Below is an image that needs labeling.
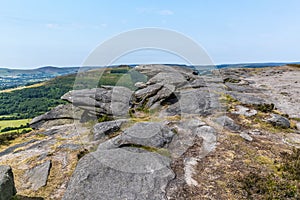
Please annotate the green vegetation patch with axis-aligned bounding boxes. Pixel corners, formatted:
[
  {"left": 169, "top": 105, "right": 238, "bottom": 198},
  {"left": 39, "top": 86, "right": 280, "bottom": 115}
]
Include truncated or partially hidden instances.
[{"left": 240, "top": 148, "right": 300, "bottom": 199}]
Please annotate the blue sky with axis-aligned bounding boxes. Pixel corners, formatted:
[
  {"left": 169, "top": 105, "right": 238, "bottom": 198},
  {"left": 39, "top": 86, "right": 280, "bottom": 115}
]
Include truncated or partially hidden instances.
[{"left": 0, "top": 0, "right": 300, "bottom": 68}]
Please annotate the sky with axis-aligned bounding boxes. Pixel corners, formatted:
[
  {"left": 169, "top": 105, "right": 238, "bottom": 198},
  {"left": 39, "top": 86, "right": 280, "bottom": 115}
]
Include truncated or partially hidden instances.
[{"left": 0, "top": 0, "right": 300, "bottom": 68}]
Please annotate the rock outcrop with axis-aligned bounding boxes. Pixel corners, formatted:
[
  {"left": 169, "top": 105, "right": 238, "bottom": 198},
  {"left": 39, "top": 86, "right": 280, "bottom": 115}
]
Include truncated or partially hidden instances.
[
  {"left": 61, "top": 86, "right": 133, "bottom": 118},
  {"left": 1, "top": 64, "right": 300, "bottom": 199},
  {"left": 63, "top": 122, "right": 176, "bottom": 200},
  {"left": 0, "top": 165, "right": 16, "bottom": 200},
  {"left": 30, "top": 104, "right": 84, "bottom": 129},
  {"left": 62, "top": 64, "right": 222, "bottom": 199}
]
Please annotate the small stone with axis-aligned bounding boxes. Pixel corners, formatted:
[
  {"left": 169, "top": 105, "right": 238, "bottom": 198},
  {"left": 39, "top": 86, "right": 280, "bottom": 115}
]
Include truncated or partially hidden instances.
[
  {"left": 232, "top": 105, "right": 257, "bottom": 117},
  {"left": 134, "top": 82, "right": 147, "bottom": 89},
  {"left": 296, "top": 123, "right": 300, "bottom": 130},
  {"left": 248, "top": 129, "right": 262, "bottom": 135},
  {"left": 267, "top": 114, "right": 290, "bottom": 129},
  {"left": 215, "top": 116, "right": 240, "bottom": 131},
  {"left": 58, "top": 143, "right": 81, "bottom": 150},
  {"left": 240, "top": 133, "right": 253, "bottom": 141}
]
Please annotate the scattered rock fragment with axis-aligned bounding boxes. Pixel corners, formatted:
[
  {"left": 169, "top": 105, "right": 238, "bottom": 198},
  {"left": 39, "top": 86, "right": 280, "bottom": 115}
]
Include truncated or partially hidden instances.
[
  {"left": 295, "top": 122, "right": 300, "bottom": 130},
  {"left": 231, "top": 105, "right": 257, "bottom": 117},
  {"left": 267, "top": 114, "right": 290, "bottom": 129},
  {"left": 26, "top": 160, "right": 52, "bottom": 191},
  {"left": 134, "top": 81, "right": 147, "bottom": 89},
  {"left": 215, "top": 116, "right": 240, "bottom": 131},
  {"left": 248, "top": 129, "right": 262, "bottom": 135},
  {"left": 240, "top": 132, "right": 253, "bottom": 141}
]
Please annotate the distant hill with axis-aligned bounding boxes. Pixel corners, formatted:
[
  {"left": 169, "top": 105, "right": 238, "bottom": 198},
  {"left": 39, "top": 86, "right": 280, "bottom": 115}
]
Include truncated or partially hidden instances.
[
  {"left": 215, "top": 62, "right": 300, "bottom": 69},
  {"left": 194, "top": 62, "right": 300, "bottom": 74},
  {"left": 0, "top": 66, "right": 97, "bottom": 90},
  {"left": 0, "top": 66, "right": 79, "bottom": 76}
]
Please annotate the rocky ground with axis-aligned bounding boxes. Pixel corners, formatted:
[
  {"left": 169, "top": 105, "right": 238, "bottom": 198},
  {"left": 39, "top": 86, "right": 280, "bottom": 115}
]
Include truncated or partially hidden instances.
[{"left": 0, "top": 64, "right": 300, "bottom": 199}]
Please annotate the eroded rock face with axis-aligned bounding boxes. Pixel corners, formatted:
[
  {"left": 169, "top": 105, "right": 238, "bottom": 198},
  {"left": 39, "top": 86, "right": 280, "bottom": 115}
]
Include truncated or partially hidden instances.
[
  {"left": 135, "top": 64, "right": 196, "bottom": 79},
  {"left": 30, "top": 104, "right": 84, "bottom": 129},
  {"left": 116, "top": 122, "right": 175, "bottom": 148},
  {"left": 93, "top": 119, "right": 128, "bottom": 141},
  {"left": 26, "top": 160, "right": 52, "bottom": 191},
  {"left": 134, "top": 83, "right": 163, "bottom": 101},
  {"left": 63, "top": 122, "right": 176, "bottom": 200},
  {"left": 0, "top": 165, "right": 16, "bottom": 200},
  {"left": 147, "top": 72, "right": 188, "bottom": 87},
  {"left": 64, "top": 149, "right": 174, "bottom": 200},
  {"left": 61, "top": 86, "right": 133, "bottom": 118}
]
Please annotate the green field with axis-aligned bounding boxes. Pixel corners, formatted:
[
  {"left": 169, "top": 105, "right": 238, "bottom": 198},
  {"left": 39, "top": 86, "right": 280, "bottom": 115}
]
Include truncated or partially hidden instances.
[
  {"left": 0, "top": 119, "right": 31, "bottom": 134},
  {"left": 0, "top": 119, "right": 31, "bottom": 128}
]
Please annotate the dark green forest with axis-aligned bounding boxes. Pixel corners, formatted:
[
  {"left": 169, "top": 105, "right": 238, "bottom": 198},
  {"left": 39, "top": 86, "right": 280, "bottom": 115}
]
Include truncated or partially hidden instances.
[{"left": 0, "top": 75, "right": 75, "bottom": 119}]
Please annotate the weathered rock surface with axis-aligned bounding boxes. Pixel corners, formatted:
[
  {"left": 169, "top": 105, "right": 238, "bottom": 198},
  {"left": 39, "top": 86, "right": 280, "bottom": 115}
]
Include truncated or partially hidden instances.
[
  {"left": 93, "top": 119, "right": 127, "bottom": 141},
  {"left": 147, "top": 72, "right": 188, "bottom": 87},
  {"left": 116, "top": 122, "right": 175, "bottom": 148},
  {"left": 231, "top": 105, "right": 257, "bottom": 117},
  {"left": 134, "top": 81, "right": 147, "bottom": 89},
  {"left": 0, "top": 139, "right": 37, "bottom": 157},
  {"left": 61, "top": 86, "right": 132, "bottom": 117},
  {"left": 26, "top": 160, "right": 52, "bottom": 191},
  {"left": 63, "top": 122, "right": 176, "bottom": 200},
  {"left": 134, "top": 83, "right": 163, "bottom": 101},
  {"left": 0, "top": 165, "right": 16, "bottom": 200},
  {"left": 297, "top": 123, "right": 300, "bottom": 131},
  {"left": 30, "top": 104, "right": 84, "bottom": 129},
  {"left": 226, "top": 91, "right": 268, "bottom": 105},
  {"left": 215, "top": 116, "right": 240, "bottom": 131},
  {"left": 163, "top": 88, "right": 221, "bottom": 117},
  {"left": 135, "top": 64, "right": 196, "bottom": 79},
  {"left": 267, "top": 114, "right": 290, "bottom": 128},
  {"left": 63, "top": 120, "right": 179, "bottom": 200},
  {"left": 145, "top": 84, "right": 176, "bottom": 108},
  {"left": 247, "top": 67, "right": 300, "bottom": 118},
  {"left": 2, "top": 64, "right": 300, "bottom": 199},
  {"left": 63, "top": 148, "right": 174, "bottom": 200},
  {"left": 240, "top": 132, "right": 253, "bottom": 141}
]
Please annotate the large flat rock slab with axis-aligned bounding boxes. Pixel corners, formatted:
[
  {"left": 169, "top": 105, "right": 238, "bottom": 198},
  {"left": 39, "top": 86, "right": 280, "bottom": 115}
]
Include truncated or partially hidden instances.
[
  {"left": 26, "top": 160, "right": 52, "bottom": 191},
  {"left": 63, "top": 148, "right": 174, "bottom": 200}
]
